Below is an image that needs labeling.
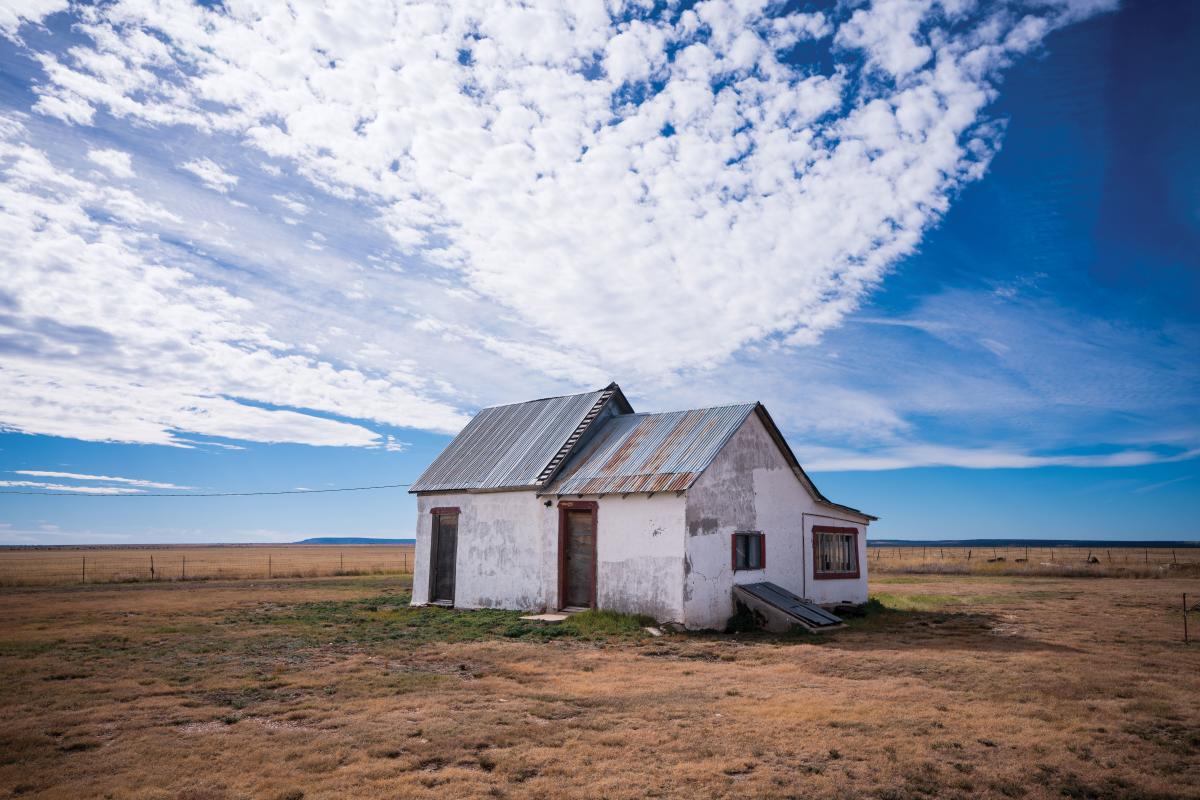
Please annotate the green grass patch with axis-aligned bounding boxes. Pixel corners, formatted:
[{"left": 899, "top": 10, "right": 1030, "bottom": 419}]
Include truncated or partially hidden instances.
[
  {"left": 228, "top": 593, "right": 654, "bottom": 646},
  {"left": 872, "top": 593, "right": 962, "bottom": 611},
  {"left": 560, "top": 609, "right": 655, "bottom": 637}
]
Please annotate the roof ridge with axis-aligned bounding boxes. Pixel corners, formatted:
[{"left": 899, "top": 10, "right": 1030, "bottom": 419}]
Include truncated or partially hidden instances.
[
  {"left": 475, "top": 382, "right": 616, "bottom": 412},
  {"left": 617, "top": 401, "right": 757, "bottom": 418}
]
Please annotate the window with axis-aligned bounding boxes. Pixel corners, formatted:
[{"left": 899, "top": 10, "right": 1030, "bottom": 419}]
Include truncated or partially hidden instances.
[
  {"left": 813, "top": 526, "right": 859, "bottom": 579},
  {"left": 732, "top": 531, "right": 765, "bottom": 571}
]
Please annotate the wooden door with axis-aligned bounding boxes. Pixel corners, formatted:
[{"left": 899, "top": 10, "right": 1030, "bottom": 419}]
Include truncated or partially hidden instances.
[
  {"left": 430, "top": 512, "right": 457, "bottom": 604},
  {"left": 561, "top": 507, "right": 595, "bottom": 609}
]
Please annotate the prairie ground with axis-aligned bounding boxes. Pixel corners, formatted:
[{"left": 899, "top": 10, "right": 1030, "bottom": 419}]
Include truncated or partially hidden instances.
[
  {"left": 0, "top": 545, "right": 415, "bottom": 586},
  {"left": 1, "top": 574, "right": 1197, "bottom": 800}
]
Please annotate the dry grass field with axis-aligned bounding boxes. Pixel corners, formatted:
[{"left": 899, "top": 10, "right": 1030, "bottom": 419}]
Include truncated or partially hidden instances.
[
  {"left": 869, "top": 546, "right": 1200, "bottom": 578},
  {"left": 1, "top": 573, "right": 1198, "bottom": 799},
  {"left": 0, "top": 545, "right": 415, "bottom": 586}
]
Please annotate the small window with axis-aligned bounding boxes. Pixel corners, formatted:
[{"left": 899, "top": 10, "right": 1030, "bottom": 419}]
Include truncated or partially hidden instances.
[
  {"left": 732, "top": 531, "right": 765, "bottom": 571},
  {"left": 813, "top": 526, "right": 859, "bottom": 579}
]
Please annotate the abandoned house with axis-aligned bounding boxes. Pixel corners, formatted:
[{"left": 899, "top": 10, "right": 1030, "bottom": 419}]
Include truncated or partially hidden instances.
[{"left": 409, "top": 383, "right": 875, "bottom": 630}]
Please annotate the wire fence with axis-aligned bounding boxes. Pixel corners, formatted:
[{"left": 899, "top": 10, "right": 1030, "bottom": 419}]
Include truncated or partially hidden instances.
[
  {"left": 0, "top": 544, "right": 415, "bottom": 586},
  {"left": 867, "top": 545, "right": 1200, "bottom": 576}
]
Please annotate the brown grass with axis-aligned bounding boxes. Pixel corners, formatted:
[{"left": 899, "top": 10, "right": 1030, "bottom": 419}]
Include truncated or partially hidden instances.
[
  {"left": 0, "top": 544, "right": 415, "bottom": 586},
  {"left": 870, "top": 546, "right": 1200, "bottom": 579},
  {"left": 1, "top": 573, "right": 1198, "bottom": 799}
]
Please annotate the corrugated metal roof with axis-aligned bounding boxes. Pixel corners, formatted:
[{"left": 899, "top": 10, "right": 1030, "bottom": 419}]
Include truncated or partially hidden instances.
[
  {"left": 409, "top": 385, "right": 876, "bottom": 520},
  {"left": 409, "top": 385, "right": 628, "bottom": 493},
  {"left": 541, "top": 404, "right": 757, "bottom": 496}
]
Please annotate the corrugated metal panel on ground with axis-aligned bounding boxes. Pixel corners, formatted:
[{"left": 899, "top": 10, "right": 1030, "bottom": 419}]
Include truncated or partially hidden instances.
[
  {"left": 542, "top": 403, "right": 757, "bottom": 496},
  {"left": 734, "top": 582, "right": 844, "bottom": 629},
  {"left": 409, "top": 388, "right": 613, "bottom": 492}
]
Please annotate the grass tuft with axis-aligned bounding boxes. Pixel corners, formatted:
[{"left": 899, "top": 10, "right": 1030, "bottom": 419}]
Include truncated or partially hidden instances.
[{"left": 559, "top": 609, "right": 655, "bottom": 637}]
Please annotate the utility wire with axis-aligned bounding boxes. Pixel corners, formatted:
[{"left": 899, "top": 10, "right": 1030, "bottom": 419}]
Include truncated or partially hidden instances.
[{"left": 0, "top": 483, "right": 412, "bottom": 497}]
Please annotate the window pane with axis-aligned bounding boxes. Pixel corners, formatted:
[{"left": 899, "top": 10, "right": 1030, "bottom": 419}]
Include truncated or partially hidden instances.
[
  {"left": 748, "top": 536, "right": 760, "bottom": 569},
  {"left": 815, "top": 532, "right": 857, "bottom": 575}
]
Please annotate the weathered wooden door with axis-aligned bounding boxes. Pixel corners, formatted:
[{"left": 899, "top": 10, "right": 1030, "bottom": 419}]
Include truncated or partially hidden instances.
[
  {"left": 561, "top": 507, "right": 595, "bottom": 608},
  {"left": 430, "top": 512, "right": 457, "bottom": 604}
]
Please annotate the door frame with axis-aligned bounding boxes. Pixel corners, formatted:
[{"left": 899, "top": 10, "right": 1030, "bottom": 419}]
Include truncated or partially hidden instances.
[
  {"left": 557, "top": 500, "right": 597, "bottom": 610},
  {"left": 428, "top": 506, "right": 460, "bottom": 604}
]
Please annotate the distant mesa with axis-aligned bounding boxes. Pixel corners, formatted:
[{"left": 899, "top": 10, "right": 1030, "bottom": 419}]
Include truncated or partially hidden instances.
[{"left": 294, "top": 537, "right": 415, "bottom": 545}]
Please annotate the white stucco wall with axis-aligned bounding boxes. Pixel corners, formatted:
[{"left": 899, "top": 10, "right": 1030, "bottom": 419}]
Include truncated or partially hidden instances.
[
  {"left": 413, "top": 490, "right": 686, "bottom": 620},
  {"left": 682, "top": 413, "right": 870, "bottom": 630},
  {"left": 412, "top": 491, "right": 547, "bottom": 610},
  {"left": 590, "top": 494, "right": 686, "bottom": 624}
]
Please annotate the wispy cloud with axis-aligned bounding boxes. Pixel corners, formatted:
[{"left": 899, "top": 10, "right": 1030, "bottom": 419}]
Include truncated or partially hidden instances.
[
  {"left": 13, "top": 470, "right": 191, "bottom": 489},
  {"left": 180, "top": 158, "right": 238, "bottom": 193},
  {"left": 1132, "top": 475, "right": 1194, "bottom": 495},
  {"left": 86, "top": 147, "right": 134, "bottom": 178},
  {"left": 0, "top": 113, "right": 470, "bottom": 447},
  {"left": 0, "top": 480, "right": 142, "bottom": 494}
]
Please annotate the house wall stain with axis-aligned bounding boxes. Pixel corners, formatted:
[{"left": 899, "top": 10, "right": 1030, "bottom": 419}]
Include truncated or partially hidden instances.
[{"left": 682, "top": 413, "right": 870, "bottom": 629}]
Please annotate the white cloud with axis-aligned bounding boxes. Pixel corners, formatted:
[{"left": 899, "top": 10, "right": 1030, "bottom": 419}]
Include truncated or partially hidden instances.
[
  {"left": 0, "top": 115, "right": 470, "bottom": 447},
  {"left": 0, "top": 0, "right": 1148, "bottom": 466},
  {"left": 13, "top": 470, "right": 190, "bottom": 489},
  {"left": 800, "top": 445, "right": 1200, "bottom": 473},
  {"left": 0, "top": 0, "right": 67, "bottom": 41},
  {"left": 12, "top": 0, "right": 1116, "bottom": 383},
  {"left": 180, "top": 157, "right": 238, "bottom": 193},
  {"left": 86, "top": 147, "right": 134, "bottom": 177},
  {"left": 272, "top": 193, "right": 308, "bottom": 215},
  {"left": 0, "top": 479, "right": 142, "bottom": 494}
]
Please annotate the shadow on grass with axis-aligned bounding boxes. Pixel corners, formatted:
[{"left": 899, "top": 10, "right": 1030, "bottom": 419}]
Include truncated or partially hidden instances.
[
  {"left": 791, "top": 596, "right": 1081, "bottom": 654},
  {"left": 678, "top": 596, "right": 1081, "bottom": 655}
]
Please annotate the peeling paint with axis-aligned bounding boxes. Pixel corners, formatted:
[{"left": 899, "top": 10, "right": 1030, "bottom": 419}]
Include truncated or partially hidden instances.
[{"left": 682, "top": 413, "right": 869, "bottom": 629}]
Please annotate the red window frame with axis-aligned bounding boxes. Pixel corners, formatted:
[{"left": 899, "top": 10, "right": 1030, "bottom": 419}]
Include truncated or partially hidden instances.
[
  {"left": 812, "top": 525, "right": 859, "bottom": 580},
  {"left": 731, "top": 531, "right": 766, "bottom": 572}
]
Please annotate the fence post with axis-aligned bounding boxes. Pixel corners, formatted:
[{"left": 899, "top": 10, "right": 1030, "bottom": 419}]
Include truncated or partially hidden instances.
[
  {"left": 268, "top": 554, "right": 272, "bottom": 579},
  {"left": 182, "top": 555, "right": 186, "bottom": 580},
  {"left": 1185, "top": 593, "right": 1189, "bottom": 645},
  {"left": 81, "top": 556, "right": 86, "bottom": 584},
  {"left": 150, "top": 554, "right": 155, "bottom": 580},
  {"left": 340, "top": 552, "right": 344, "bottom": 573}
]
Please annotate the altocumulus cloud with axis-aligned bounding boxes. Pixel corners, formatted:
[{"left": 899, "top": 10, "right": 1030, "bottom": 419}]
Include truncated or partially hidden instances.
[{"left": 0, "top": 0, "right": 1118, "bottom": 450}]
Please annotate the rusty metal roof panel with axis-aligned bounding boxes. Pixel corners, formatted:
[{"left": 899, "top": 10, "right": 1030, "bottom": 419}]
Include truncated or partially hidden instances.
[
  {"left": 409, "top": 385, "right": 629, "bottom": 493},
  {"left": 542, "top": 404, "right": 757, "bottom": 496}
]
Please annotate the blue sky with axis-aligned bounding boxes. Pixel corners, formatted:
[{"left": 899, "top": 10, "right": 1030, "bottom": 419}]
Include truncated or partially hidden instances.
[{"left": 0, "top": 0, "right": 1196, "bottom": 544}]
